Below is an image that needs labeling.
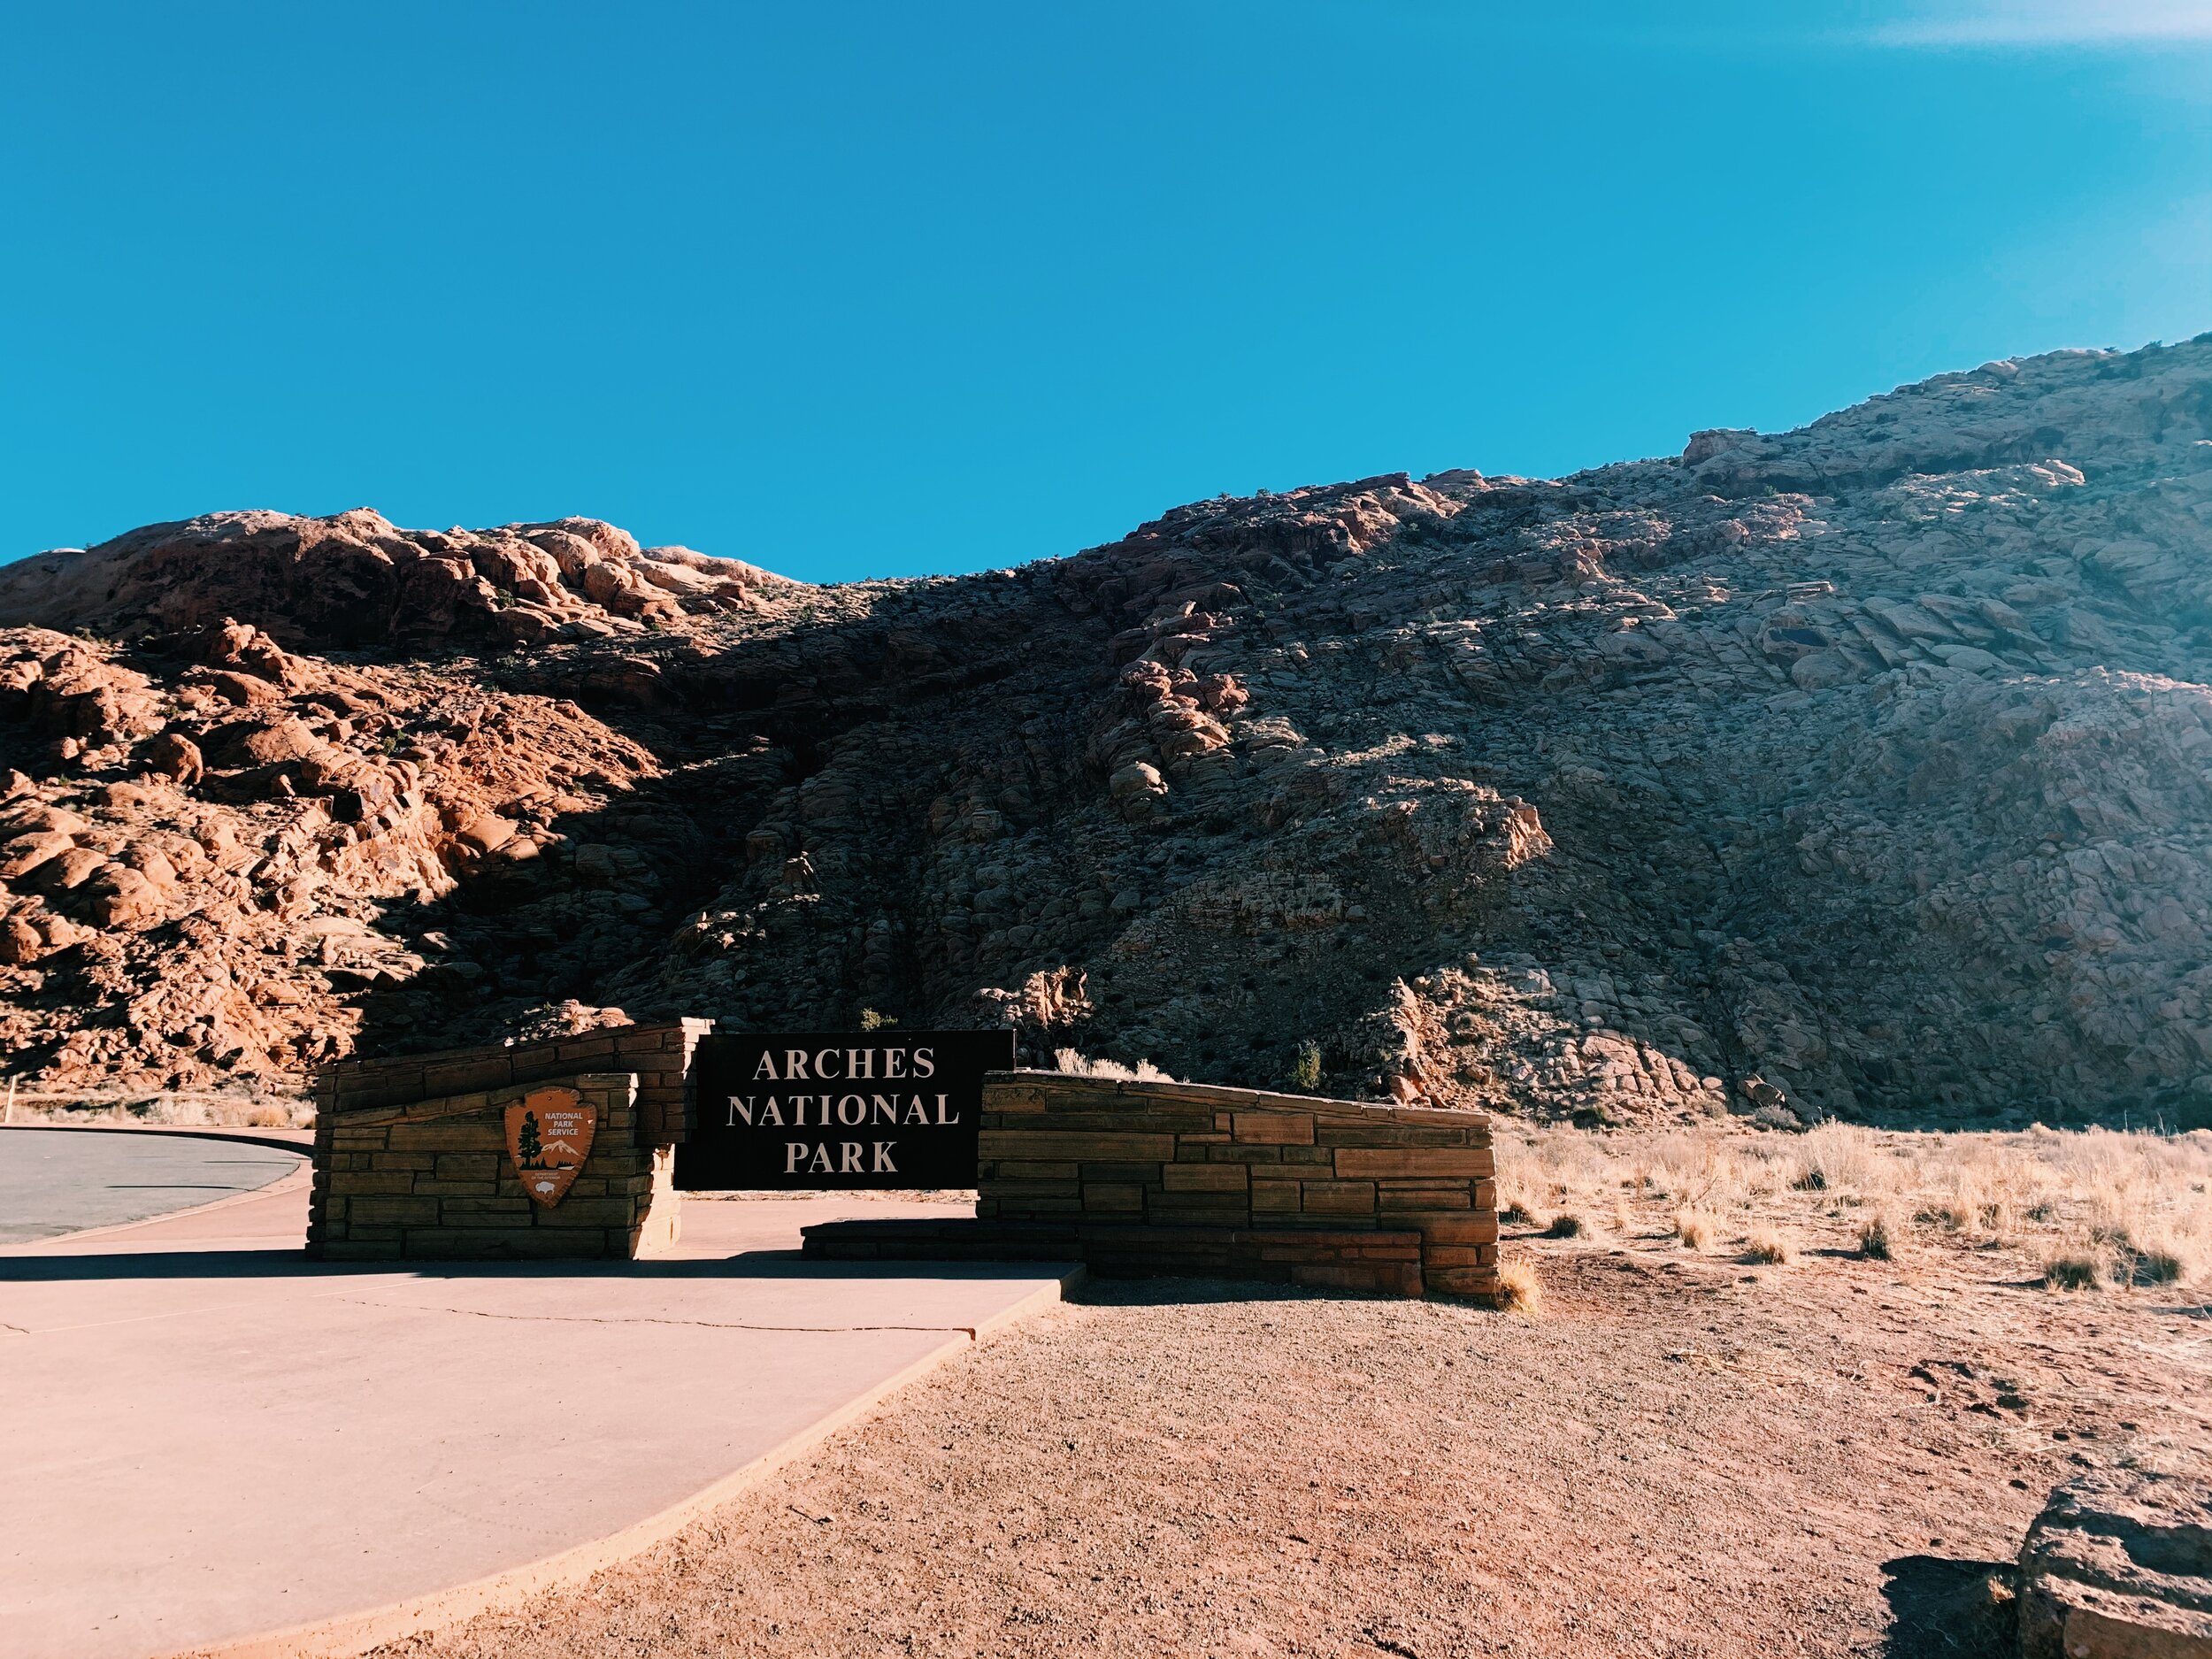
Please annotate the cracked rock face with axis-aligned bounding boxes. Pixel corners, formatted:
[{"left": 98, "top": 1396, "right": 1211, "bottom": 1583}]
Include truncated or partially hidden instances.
[{"left": 3, "top": 336, "right": 2211, "bottom": 1123}]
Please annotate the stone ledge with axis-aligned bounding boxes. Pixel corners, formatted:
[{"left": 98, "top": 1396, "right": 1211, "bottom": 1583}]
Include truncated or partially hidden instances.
[{"left": 994, "top": 1071, "right": 1492, "bottom": 1133}]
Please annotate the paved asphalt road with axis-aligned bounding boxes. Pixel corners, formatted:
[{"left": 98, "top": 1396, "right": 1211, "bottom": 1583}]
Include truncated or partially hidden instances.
[{"left": 0, "top": 1128, "right": 306, "bottom": 1242}]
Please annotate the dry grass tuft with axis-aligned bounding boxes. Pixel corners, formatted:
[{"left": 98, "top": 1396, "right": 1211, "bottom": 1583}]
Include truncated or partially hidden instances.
[
  {"left": 1741, "top": 1227, "right": 1796, "bottom": 1265},
  {"left": 1494, "top": 1259, "right": 1543, "bottom": 1317},
  {"left": 1498, "top": 1121, "right": 2211, "bottom": 1292},
  {"left": 1792, "top": 1122, "right": 1883, "bottom": 1196},
  {"left": 1544, "top": 1213, "right": 1584, "bottom": 1240},
  {"left": 1857, "top": 1211, "right": 1896, "bottom": 1261},
  {"left": 1052, "top": 1049, "right": 1179, "bottom": 1083}
]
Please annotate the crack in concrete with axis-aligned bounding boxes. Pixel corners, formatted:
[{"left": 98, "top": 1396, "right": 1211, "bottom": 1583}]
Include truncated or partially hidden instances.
[{"left": 352, "top": 1299, "right": 980, "bottom": 1338}]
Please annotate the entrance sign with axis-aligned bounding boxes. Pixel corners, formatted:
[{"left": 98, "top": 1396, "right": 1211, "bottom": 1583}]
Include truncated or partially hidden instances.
[
  {"left": 506, "top": 1087, "right": 597, "bottom": 1207},
  {"left": 677, "top": 1030, "right": 1016, "bottom": 1189}
]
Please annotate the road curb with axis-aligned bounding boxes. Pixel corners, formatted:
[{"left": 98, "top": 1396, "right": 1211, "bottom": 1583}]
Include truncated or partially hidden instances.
[
  {"left": 161, "top": 1264, "right": 1083, "bottom": 1659},
  {"left": 0, "top": 1121, "right": 314, "bottom": 1153}
]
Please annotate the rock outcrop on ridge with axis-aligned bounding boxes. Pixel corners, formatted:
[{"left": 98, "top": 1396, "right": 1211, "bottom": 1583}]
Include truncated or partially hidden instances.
[{"left": 3, "top": 336, "right": 2210, "bottom": 1127}]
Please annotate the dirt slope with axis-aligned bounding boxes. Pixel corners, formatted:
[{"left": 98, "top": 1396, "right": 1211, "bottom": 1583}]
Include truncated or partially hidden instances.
[
  {"left": 2, "top": 337, "right": 2209, "bottom": 1125},
  {"left": 373, "top": 1203, "right": 2212, "bottom": 1659}
]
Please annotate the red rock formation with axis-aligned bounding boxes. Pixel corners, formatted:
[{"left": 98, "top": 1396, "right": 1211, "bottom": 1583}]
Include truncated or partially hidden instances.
[{"left": 3, "top": 337, "right": 2211, "bottom": 1129}]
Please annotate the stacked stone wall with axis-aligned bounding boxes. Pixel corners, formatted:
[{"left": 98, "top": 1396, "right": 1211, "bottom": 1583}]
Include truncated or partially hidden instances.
[
  {"left": 310, "top": 1036, "right": 1499, "bottom": 1293},
  {"left": 975, "top": 1072, "right": 1497, "bottom": 1299},
  {"left": 310, "top": 1071, "right": 676, "bottom": 1260}
]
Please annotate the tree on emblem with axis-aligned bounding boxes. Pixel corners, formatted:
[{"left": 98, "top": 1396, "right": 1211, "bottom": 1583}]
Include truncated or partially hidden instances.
[{"left": 516, "top": 1110, "right": 543, "bottom": 1168}]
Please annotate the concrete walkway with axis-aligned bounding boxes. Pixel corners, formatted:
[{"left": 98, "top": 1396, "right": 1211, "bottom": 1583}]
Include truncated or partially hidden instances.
[{"left": 0, "top": 1162, "right": 1071, "bottom": 1659}]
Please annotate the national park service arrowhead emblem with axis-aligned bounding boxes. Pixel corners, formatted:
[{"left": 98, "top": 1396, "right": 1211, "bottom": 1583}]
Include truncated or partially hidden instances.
[{"left": 506, "top": 1087, "right": 596, "bottom": 1208}]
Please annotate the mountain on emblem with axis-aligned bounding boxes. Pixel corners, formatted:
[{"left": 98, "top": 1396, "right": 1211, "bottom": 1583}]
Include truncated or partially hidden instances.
[{"left": 504, "top": 1087, "right": 597, "bottom": 1209}]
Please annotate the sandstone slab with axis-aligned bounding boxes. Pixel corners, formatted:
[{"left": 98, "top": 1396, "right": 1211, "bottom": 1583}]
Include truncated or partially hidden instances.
[{"left": 2018, "top": 1466, "right": 2212, "bottom": 1659}]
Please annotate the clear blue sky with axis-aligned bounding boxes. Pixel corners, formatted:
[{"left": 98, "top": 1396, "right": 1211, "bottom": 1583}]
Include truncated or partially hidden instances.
[{"left": 3, "top": 2, "right": 2207, "bottom": 582}]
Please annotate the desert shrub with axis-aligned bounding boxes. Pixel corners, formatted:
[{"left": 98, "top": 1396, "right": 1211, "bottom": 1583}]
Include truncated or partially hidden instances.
[
  {"left": 1857, "top": 1211, "right": 1895, "bottom": 1260},
  {"left": 2131, "top": 1245, "right": 2184, "bottom": 1286},
  {"left": 1672, "top": 1209, "right": 1713, "bottom": 1250},
  {"left": 858, "top": 1008, "right": 897, "bottom": 1031},
  {"left": 1544, "top": 1212, "right": 1583, "bottom": 1239},
  {"left": 1494, "top": 1259, "right": 1543, "bottom": 1316},
  {"left": 1290, "top": 1041, "right": 1323, "bottom": 1093},
  {"left": 1742, "top": 1226, "right": 1796, "bottom": 1265},
  {"left": 2042, "top": 1247, "right": 2109, "bottom": 1292}
]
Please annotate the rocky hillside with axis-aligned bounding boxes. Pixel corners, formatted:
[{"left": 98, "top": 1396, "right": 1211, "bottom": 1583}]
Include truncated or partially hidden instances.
[{"left": 3, "top": 336, "right": 2209, "bottom": 1128}]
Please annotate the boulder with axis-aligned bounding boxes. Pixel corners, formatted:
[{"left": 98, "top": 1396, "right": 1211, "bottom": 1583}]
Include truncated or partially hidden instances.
[
  {"left": 453, "top": 811, "right": 518, "bottom": 855},
  {"left": 28, "top": 846, "right": 109, "bottom": 893},
  {"left": 139, "top": 732, "right": 204, "bottom": 784},
  {"left": 2018, "top": 1465, "right": 2212, "bottom": 1659},
  {"left": 0, "top": 830, "right": 74, "bottom": 879},
  {"left": 83, "top": 863, "right": 167, "bottom": 931},
  {"left": 0, "top": 914, "right": 44, "bottom": 964},
  {"left": 210, "top": 718, "right": 323, "bottom": 768},
  {"left": 0, "top": 802, "right": 89, "bottom": 838}
]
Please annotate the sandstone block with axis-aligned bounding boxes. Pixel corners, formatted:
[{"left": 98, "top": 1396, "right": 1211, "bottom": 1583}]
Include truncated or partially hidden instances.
[
  {"left": 1379, "top": 1185, "right": 1472, "bottom": 1209},
  {"left": 349, "top": 1196, "right": 440, "bottom": 1226},
  {"left": 1078, "top": 1160, "right": 1164, "bottom": 1184},
  {"left": 1161, "top": 1162, "right": 1248, "bottom": 1193},
  {"left": 2018, "top": 1465, "right": 2212, "bottom": 1659},
  {"left": 422, "top": 1056, "right": 514, "bottom": 1096},
  {"left": 1333, "top": 1148, "right": 1494, "bottom": 1180},
  {"left": 1382, "top": 1210, "right": 1498, "bottom": 1246},
  {"left": 1425, "top": 1265, "right": 1502, "bottom": 1300},
  {"left": 334, "top": 1171, "right": 419, "bottom": 1197},
  {"left": 394, "top": 1124, "right": 505, "bottom": 1153},
  {"left": 993, "top": 1160, "right": 1080, "bottom": 1181},
  {"left": 979, "top": 1131, "right": 1176, "bottom": 1161},
  {"left": 1302, "top": 1180, "right": 1378, "bottom": 1216},
  {"left": 1420, "top": 1245, "right": 1490, "bottom": 1267}
]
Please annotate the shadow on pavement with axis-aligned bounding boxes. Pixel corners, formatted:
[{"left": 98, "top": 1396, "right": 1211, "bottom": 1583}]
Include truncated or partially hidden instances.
[{"left": 0, "top": 1248, "right": 1073, "bottom": 1284}]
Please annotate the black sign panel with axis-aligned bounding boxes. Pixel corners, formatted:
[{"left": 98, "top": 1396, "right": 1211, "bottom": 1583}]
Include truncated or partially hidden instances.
[{"left": 676, "top": 1030, "right": 1015, "bottom": 1190}]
